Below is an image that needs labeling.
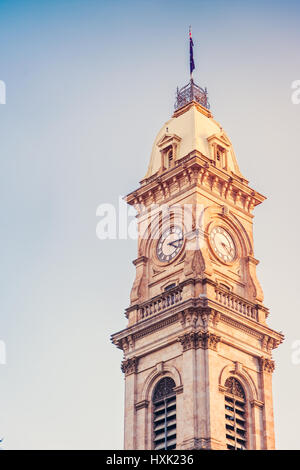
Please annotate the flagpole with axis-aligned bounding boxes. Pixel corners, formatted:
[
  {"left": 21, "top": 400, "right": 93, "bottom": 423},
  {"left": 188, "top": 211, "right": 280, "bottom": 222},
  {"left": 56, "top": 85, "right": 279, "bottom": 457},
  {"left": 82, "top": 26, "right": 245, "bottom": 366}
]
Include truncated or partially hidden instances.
[
  {"left": 189, "top": 25, "right": 195, "bottom": 84},
  {"left": 189, "top": 26, "right": 193, "bottom": 82}
]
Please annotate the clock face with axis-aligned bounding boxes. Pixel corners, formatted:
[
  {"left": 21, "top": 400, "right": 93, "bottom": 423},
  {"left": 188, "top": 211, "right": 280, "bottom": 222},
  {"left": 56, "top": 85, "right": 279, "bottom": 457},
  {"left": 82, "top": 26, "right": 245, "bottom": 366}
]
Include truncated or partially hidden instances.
[
  {"left": 156, "top": 226, "right": 184, "bottom": 263},
  {"left": 210, "top": 226, "right": 236, "bottom": 263}
]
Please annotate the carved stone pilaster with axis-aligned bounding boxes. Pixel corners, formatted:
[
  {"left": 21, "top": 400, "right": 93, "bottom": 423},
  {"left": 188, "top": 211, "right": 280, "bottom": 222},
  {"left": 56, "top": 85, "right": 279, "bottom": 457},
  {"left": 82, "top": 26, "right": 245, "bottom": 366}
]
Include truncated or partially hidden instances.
[
  {"left": 121, "top": 356, "right": 138, "bottom": 376},
  {"left": 178, "top": 331, "right": 198, "bottom": 351},
  {"left": 178, "top": 330, "right": 221, "bottom": 351},
  {"left": 198, "top": 331, "right": 221, "bottom": 351},
  {"left": 260, "top": 356, "right": 275, "bottom": 374}
]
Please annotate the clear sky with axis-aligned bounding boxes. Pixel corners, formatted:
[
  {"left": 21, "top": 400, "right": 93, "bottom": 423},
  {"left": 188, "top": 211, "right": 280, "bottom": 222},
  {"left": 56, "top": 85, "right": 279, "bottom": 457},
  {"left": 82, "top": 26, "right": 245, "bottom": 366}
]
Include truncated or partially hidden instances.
[{"left": 0, "top": 0, "right": 300, "bottom": 449}]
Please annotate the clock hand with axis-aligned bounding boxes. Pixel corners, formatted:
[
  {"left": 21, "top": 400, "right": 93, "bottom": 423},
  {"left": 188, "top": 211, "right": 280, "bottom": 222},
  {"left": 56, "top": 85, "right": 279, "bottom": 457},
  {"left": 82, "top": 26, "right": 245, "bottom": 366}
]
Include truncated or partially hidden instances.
[
  {"left": 221, "top": 242, "right": 232, "bottom": 255},
  {"left": 168, "top": 238, "right": 183, "bottom": 248}
]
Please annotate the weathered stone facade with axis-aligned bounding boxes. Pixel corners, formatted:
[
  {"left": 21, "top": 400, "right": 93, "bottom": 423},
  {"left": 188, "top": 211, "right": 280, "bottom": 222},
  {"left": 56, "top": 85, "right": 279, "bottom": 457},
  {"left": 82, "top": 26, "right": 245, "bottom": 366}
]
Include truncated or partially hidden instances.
[{"left": 111, "top": 94, "right": 284, "bottom": 450}]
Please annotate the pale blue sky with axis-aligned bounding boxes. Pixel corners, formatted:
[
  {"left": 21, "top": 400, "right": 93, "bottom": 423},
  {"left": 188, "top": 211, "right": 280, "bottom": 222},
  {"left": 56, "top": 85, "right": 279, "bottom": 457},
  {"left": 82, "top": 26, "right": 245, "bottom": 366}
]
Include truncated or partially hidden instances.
[{"left": 0, "top": 0, "right": 300, "bottom": 449}]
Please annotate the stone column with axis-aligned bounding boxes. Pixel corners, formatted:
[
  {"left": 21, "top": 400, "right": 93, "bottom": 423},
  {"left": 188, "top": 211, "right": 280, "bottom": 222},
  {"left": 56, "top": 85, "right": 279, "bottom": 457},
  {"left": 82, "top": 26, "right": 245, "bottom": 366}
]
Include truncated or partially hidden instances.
[
  {"left": 122, "top": 357, "right": 138, "bottom": 449},
  {"left": 250, "top": 399, "right": 264, "bottom": 449},
  {"left": 259, "top": 357, "right": 276, "bottom": 449},
  {"left": 200, "top": 332, "right": 224, "bottom": 449},
  {"left": 173, "top": 385, "right": 184, "bottom": 449},
  {"left": 135, "top": 400, "right": 149, "bottom": 450},
  {"left": 177, "top": 331, "right": 198, "bottom": 449}
]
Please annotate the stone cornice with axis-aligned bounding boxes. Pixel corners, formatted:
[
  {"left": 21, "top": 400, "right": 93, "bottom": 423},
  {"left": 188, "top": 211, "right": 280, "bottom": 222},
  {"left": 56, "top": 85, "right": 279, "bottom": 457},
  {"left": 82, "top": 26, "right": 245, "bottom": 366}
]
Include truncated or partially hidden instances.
[
  {"left": 112, "top": 295, "right": 283, "bottom": 355},
  {"left": 219, "top": 311, "right": 284, "bottom": 346},
  {"left": 134, "top": 313, "right": 179, "bottom": 341},
  {"left": 128, "top": 153, "right": 265, "bottom": 215}
]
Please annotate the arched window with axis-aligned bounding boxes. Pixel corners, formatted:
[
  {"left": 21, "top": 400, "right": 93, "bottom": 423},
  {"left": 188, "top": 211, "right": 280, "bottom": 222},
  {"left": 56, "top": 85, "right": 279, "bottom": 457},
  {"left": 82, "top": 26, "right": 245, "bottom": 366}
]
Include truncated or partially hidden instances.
[
  {"left": 167, "top": 149, "right": 173, "bottom": 168},
  {"left": 224, "top": 377, "right": 247, "bottom": 450},
  {"left": 152, "top": 377, "right": 176, "bottom": 450},
  {"left": 216, "top": 145, "right": 226, "bottom": 169}
]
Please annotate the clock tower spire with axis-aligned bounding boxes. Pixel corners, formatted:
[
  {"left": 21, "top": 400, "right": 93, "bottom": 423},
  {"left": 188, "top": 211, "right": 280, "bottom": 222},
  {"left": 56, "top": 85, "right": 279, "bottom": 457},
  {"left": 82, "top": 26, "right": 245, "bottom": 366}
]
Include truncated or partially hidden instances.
[{"left": 112, "top": 58, "right": 283, "bottom": 450}]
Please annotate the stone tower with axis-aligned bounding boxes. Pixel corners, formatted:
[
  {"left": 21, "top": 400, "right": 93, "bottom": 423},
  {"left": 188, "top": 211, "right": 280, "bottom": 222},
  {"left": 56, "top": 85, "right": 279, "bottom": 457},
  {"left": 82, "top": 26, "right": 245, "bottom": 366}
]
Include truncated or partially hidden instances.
[{"left": 111, "top": 79, "right": 283, "bottom": 450}]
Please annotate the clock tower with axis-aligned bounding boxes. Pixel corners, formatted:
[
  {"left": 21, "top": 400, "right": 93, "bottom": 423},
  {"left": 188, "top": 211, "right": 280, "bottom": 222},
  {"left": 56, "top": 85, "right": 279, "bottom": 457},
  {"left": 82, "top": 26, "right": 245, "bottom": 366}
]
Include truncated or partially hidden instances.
[{"left": 111, "top": 77, "right": 283, "bottom": 450}]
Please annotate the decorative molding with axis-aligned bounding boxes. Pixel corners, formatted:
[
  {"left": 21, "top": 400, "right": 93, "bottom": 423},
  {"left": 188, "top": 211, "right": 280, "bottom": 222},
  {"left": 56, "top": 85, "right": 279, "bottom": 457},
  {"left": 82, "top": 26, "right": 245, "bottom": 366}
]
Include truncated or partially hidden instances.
[
  {"left": 234, "top": 361, "right": 243, "bottom": 374},
  {"left": 200, "top": 308, "right": 221, "bottom": 328},
  {"left": 219, "top": 364, "right": 259, "bottom": 402},
  {"left": 259, "top": 356, "right": 275, "bottom": 374},
  {"left": 120, "top": 335, "right": 134, "bottom": 353},
  {"left": 134, "top": 313, "right": 178, "bottom": 340},
  {"left": 135, "top": 400, "right": 149, "bottom": 411},
  {"left": 180, "top": 438, "right": 210, "bottom": 450},
  {"left": 250, "top": 399, "right": 264, "bottom": 409},
  {"left": 177, "top": 331, "right": 199, "bottom": 351},
  {"left": 199, "top": 331, "right": 221, "bottom": 351},
  {"left": 220, "top": 314, "right": 263, "bottom": 340},
  {"left": 181, "top": 308, "right": 198, "bottom": 328},
  {"left": 178, "top": 330, "right": 221, "bottom": 352},
  {"left": 224, "top": 377, "right": 245, "bottom": 398},
  {"left": 179, "top": 437, "right": 222, "bottom": 450},
  {"left": 173, "top": 384, "right": 184, "bottom": 395},
  {"left": 141, "top": 364, "right": 182, "bottom": 402},
  {"left": 262, "top": 334, "right": 282, "bottom": 352},
  {"left": 153, "top": 377, "right": 176, "bottom": 401},
  {"left": 131, "top": 154, "right": 265, "bottom": 215},
  {"left": 132, "top": 256, "right": 148, "bottom": 266},
  {"left": 221, "top": 205, "right": 229, "bottom": 216},
  {"left": 121, "top": 356, "right": 138, "bottom": 376}
]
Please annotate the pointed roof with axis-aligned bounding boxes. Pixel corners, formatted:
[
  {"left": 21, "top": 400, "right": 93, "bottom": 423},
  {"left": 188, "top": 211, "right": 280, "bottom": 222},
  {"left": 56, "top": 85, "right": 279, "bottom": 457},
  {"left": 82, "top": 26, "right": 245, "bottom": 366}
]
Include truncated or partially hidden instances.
[{"left": 144, "top": 103, "right": 244, "bottom": 180}]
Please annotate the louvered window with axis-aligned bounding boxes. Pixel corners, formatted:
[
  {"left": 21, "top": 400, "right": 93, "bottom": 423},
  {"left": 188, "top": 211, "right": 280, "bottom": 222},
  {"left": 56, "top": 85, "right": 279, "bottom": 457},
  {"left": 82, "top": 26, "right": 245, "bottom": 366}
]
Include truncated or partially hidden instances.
[
  {"left": 224, "top": 377, "right": 247, "bottom": 450},
  {"left": 153, "top": 377, "right": 176, "bottom": 450}
]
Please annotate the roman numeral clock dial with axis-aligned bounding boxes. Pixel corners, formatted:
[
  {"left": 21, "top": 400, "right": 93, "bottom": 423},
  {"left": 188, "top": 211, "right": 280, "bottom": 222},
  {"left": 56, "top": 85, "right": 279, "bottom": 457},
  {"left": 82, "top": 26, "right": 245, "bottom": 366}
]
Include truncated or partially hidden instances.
[
  {"left": 209, "top": 226, "right": 236, "bottom": 263},
  {"left": 156, "top": 226, "right": 184, "bottom": 263}
]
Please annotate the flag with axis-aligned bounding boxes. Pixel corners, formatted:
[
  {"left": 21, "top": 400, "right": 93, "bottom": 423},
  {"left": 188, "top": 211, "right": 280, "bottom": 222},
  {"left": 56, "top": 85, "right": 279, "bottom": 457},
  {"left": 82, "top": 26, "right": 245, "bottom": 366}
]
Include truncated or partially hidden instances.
[{"left": 189, "top": 27, "right": 195, "bottom": 76}]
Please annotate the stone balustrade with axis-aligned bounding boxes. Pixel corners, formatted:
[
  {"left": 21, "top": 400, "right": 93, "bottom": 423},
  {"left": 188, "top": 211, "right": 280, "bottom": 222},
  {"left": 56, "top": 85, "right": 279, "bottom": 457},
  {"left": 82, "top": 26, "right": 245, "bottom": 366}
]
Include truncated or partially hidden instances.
[
  {"left": 215, "top": 287, "right": 258, "bottom": 321},
  {"left": 139, "top": 287, "right": 183, "bottom": 321}
]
